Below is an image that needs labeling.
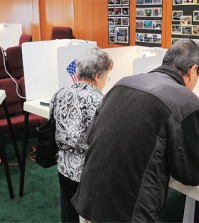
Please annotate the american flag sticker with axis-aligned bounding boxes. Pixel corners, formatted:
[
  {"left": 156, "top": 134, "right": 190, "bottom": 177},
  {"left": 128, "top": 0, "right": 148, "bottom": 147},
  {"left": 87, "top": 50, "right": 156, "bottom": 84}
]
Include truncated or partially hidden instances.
[{"left": 66, "top": 60, "right": 78, "bottom": 83}]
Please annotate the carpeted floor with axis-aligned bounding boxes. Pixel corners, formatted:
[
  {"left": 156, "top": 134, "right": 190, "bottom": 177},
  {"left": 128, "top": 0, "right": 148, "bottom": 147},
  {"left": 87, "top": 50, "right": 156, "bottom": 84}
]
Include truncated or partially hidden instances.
[
  {"left": 0, "top": 129, "right": 187, "bottom": 222},
  {"left": 0, "top": 130, "right": 60, "bottom": 222}
]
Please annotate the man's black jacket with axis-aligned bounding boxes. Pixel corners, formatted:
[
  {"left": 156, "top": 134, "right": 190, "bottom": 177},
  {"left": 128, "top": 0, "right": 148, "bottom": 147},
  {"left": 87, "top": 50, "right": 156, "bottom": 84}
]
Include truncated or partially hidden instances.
[{"left": 72, "top": 65, "right": 199, "bottom": 222}]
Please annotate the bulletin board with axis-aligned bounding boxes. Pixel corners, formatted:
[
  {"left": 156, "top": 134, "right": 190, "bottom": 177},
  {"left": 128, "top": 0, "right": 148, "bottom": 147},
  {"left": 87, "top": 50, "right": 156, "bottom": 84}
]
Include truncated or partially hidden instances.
[
  {"left": 108, "top": 0, "right": 130, "bottom": 45},
  {"left": 172, "top": 0, "right": 199, "bottom": 45},
  {"left": 135, "top": 0, "right": 162, "bottom": 47}
]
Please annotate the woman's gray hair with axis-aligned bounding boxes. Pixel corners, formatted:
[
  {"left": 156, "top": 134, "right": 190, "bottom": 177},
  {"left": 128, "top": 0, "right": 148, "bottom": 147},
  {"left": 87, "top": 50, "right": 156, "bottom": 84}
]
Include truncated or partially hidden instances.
[
  {"left": 162, "top": 39, "right": 199, "bottom": 75},
  {"left": 76, "top": 47, "right": 113, "bottom": 80}
]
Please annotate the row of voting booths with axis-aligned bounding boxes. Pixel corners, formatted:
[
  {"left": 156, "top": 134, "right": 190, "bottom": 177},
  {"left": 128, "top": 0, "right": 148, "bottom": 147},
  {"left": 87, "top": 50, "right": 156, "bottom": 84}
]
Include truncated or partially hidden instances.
[{"left": 22, "top": 39, "right": 170, "bottom": 102}]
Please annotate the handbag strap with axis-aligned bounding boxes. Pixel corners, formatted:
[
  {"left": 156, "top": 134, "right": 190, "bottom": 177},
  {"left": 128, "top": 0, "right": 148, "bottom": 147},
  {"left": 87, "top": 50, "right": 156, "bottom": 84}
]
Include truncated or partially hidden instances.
[{"left": 50, "top": 92, "right": 58, "bottom": 119}]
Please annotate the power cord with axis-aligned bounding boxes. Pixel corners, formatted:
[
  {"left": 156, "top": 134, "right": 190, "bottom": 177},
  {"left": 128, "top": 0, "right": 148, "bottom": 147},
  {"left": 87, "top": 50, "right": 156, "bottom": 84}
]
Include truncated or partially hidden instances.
[
  {"left": 28, "top": 145, "right": 36, "bottom": 162},
  {"left": 1, "top": 47, "right": 26, "bottom": 100}
]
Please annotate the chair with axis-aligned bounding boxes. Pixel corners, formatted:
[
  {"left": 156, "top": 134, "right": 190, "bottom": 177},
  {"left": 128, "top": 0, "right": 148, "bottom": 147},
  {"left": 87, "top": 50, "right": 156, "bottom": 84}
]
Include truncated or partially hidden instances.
[
  {"left": 50, "top": 26, "right": 75, "bottom": 40},
  {"left": 0, "top": 77, "right": 43, "bottom": 131},
  {"left": 0, "top": 48, "right": 8, "bottom": 79},
  {"left": 19, "top": 34, "right": 32, "bottom": 46},
  {"left": 0, "top": 78, "right": 43, "bottom": 154},
  {"left": 5, "top": 46, "right": 24, "bottom": 79},
  {"left": 0, "top": 78, "right": 48, "bottom": 198}
]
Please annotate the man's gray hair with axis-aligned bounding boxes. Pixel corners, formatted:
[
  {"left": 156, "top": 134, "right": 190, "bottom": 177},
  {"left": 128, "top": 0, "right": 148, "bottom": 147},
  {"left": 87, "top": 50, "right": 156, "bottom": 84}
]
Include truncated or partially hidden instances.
[
  {"left": 76, "top": 47, "right": 113, "bottom": 80},
  {"left": 162, "top": 39, "right": 199, "bottom": 75}
]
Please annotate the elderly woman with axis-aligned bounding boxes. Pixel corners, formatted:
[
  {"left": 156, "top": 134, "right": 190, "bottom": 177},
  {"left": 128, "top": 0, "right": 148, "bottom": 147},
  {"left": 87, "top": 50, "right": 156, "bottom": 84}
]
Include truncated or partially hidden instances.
[{"left": 49, "top": 47, "right": 113, "bottom": 223}]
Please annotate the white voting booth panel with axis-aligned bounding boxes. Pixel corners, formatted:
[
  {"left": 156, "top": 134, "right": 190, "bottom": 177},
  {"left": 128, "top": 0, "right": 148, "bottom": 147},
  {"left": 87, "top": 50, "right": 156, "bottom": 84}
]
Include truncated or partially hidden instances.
[
  {"left": 133, "top": 48, "right": 167, "bottom": 75},
  {"left": 102, "top": 46, "right": 138, "bottom": 94},
  {"left": 0, "top": 23, "right": 22, "bottom": 49},
  {"left": 102, "top": 46, "right": 167, "bottom": 94},
  {"left": 23, "top": 43, "right": 168, "bottom": 99},
  {"left": 57, "top": 44, "right": 97, "bottom": 90},
  {"left": 22, "top": 39, "right": 97, "bottom": 101}
]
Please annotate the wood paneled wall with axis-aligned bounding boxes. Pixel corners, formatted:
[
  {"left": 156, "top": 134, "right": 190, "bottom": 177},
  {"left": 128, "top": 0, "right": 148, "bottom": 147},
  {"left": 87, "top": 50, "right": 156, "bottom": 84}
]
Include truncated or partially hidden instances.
[
  {"left": 0, "top": 0, "right": 41, "bottom": 41},
  {"left": 73, "top": 0, "right": 108, "bottom": 48},
  {"left": 0, "top": 0, "right": 173, "bottom": 48},
  {"left": 163, "top": 0, "right": 172, "bottom": 48},
  {"left": 39, "top": 0, "right": 74, "bottom": 40},
  {"left": 73, "top": 0, "right": 137, "bottom": 48}
]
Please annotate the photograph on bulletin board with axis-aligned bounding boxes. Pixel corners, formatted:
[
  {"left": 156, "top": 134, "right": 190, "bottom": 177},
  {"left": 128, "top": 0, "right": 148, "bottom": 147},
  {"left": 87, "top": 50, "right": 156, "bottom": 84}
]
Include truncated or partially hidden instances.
[
  {"left": 121, "top": 0, "right": 129, "bottom": 5},
  {"left": 193, "top": 10, "right": 199, "bottom": 21},
  {"left": 172, "top": 11, "right": 183, "bottom": 21},
  {"left": 153, "top": 34, "right": 162, "bottom": 43},
  {"left": 115, "top": 17, "right": 122, "bottom": 25},
  {"left": 136, "top": 8, "right": 145, "bottom": 17},
  {"left": 109, "top": 35, "right": 116, "bottom": 43},
  {"left": 181, "top": 26, "right": 192, "bottom": 35},
  {"left": 122, "top": 17, "right": 129, "bottom": 25},
  {"left": 172, "top": 25, "right": 182, "bottom": 34},
  {"left": 192, "top": 25, "right": 199, "bottom": 34},
  {"left": 180, "top": 16, "right": 192, "bottom": 25},
  {"left": 116, "top": 27, "right": 129, "bottom": 44}
]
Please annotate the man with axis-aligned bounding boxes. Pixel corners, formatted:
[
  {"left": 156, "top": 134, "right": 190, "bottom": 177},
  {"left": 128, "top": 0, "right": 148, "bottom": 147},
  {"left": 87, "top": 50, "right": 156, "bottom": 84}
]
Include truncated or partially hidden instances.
[{"left": 72, "top": 39, "right": 199, "bottom": 222}]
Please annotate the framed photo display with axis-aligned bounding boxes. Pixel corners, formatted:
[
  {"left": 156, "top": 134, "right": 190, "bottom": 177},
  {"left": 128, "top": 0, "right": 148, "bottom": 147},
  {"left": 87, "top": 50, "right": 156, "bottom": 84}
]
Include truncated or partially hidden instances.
[
  {"left": 108, "top": 0, "right": 130, "bottom": 44},
  {"left": 136, "top": 0, "right": 163, "bottom": 47},
  {"left": 172, "top": 1, "right": 199, "bottom": 44}
]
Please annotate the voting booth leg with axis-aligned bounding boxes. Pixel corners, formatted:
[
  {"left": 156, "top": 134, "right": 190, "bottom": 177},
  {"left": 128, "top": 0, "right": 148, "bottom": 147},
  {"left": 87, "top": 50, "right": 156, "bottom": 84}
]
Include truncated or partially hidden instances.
[
  {"left": 0, "top": 133, "right": 14, "bottom": 199},
  {"left": 194, "top": 201, "right": 199, "bottom": 222},
  {"left": 19, "top": 112, "right": 29, "bottom": 197},
  {"left": 3, "top": 100, "right": 22, "bottom": 170},
  {"left": 183, "top": 196, "right": 195, "bottom": 223}
]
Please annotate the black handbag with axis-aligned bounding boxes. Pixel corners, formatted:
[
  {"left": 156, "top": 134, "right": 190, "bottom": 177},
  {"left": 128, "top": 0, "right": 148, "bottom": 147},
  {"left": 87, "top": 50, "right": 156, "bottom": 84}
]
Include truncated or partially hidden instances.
[{"left": 35, "top": 108, "right": 58, "bottom": 168}]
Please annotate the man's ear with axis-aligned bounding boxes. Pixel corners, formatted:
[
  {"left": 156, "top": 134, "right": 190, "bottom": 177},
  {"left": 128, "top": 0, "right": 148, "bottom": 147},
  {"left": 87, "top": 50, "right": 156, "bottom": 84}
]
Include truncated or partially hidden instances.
[
  {"left": 189, "top": 64, "right": 198, "bottom": 78},
  {"left": 185, "top": 65, "right": 198, "bottom": 81},
  {"left": 183, "top": 64, "right": 198, "bottom": 91},
  {"left": 183, "top": 67, "right": 191, "bottom": 81}
]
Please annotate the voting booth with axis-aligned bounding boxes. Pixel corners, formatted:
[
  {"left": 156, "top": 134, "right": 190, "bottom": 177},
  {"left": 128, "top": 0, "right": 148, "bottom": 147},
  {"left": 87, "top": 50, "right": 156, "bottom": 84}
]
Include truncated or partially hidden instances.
[
  {"left": 133, "top": 47, "right": 167, "bottom": 75},
  {"left": 22, "top": 39, "right": 97, "bottom": 101},
  {"left": 102, "top": 46, "right": 167, "bottom": 94},
  {"left": 0, "top": 23, "right": 22, "bottom": 49},
  {"left": 22, "top": 41, "right": 170, "bottom": 99}
]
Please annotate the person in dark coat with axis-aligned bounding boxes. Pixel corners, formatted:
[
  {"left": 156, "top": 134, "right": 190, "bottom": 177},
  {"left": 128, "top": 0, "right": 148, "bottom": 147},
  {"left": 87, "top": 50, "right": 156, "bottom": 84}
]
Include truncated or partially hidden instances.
[{"left": 72, "top": 39, "right": 199, "bottom": 222}]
